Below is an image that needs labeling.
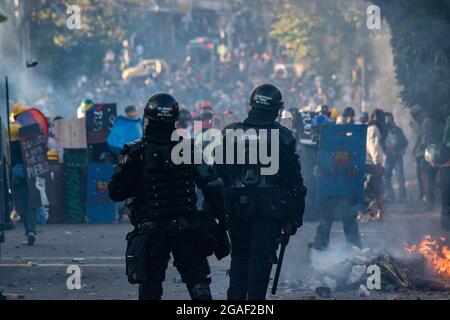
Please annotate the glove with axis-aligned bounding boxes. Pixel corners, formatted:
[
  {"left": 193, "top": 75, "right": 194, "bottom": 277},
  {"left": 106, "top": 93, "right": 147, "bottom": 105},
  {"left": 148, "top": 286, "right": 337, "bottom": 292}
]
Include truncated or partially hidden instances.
[{"left": 282, "top": 221, "right": 298, "bottom": 236}]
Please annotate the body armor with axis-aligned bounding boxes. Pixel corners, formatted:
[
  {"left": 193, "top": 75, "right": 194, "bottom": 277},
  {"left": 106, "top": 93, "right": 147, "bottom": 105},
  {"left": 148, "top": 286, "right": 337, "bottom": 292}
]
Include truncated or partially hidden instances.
[
  {"left": 217, "top": 120, "right": 306, "bottom": 224},
  {"left": 137, "top": 141, "right": 197, "bottom": 222}
]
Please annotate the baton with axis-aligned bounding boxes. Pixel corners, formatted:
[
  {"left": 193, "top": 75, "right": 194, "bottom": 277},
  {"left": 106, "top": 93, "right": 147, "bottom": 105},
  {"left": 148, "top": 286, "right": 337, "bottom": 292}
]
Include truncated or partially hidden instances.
[{"left": 271, "top": 232, "right": 290, "bottom": 295}]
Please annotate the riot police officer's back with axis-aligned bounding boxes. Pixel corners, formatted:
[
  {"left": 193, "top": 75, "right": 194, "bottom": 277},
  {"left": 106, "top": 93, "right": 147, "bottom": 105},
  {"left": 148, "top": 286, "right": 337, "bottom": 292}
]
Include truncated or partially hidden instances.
[
  {"left": 108, "top": 93, "right": 228, "bottom": 300},
  {"left": 215, "top": 84, "right": 307, "bottom": 300}
]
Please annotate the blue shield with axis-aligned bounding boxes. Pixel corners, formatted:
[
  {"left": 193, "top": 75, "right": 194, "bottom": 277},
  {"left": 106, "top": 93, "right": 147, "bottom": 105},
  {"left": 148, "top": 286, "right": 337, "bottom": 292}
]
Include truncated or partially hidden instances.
[
  {"left": 86, "top": 163, "right": 116, "bottom": 223},
  {"left": 316, "top": 125, "right": 367, "bottom": 210}
]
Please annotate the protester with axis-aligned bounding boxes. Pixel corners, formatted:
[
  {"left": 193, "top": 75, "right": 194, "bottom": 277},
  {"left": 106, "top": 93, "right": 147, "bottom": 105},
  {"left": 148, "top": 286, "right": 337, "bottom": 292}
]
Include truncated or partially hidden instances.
[
  {"left": 10, "top": 120, "right": 39, "bottom": 245},
  {"left": 363, "top": 109, "right": 386, "bottom": 220},
  {"left": 383, "top": 112, "right": 408, "bottom": 202},
  {"left": 359, "top": 111, "right": 369, "bottom": 125},
  {"left": 410, "top": 104, "right": 440, "bottom": 209}
]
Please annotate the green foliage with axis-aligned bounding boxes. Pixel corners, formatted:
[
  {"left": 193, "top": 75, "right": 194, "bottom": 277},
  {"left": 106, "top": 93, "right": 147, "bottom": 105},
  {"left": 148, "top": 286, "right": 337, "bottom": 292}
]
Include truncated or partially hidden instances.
[
  {"left": 373, "top": 0, "right": 450, "bottom": 132},
  {"left": 29, "top": 0, "right": 152, "bottom": 83},
  {"left": 0, "top": 11, "right": 7, "bottom": 23},
  {"left": 269, "top": 0, "right": 371, "bottom": 78}
]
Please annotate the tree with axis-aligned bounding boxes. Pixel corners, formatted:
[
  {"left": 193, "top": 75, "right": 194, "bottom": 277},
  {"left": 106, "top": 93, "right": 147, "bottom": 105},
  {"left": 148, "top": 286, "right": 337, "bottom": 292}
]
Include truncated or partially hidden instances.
[
  {"left": 28, "top": 0, "right": 159, "bottom": 84},
  {"left": 0, "top": 11, "right": 7, "bottom": 23},
  {"left": 269, "top": 0, "right": 373, "bottom": 80},
  {"left": 372, "top": 0, "right": 450, "bottom": 133}
]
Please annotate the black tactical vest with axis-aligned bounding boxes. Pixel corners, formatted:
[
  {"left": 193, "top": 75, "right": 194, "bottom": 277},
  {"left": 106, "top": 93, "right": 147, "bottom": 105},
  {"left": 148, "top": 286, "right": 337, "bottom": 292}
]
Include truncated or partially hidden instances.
[
  {"left": 223, "top": 121, "right": 290, "bottom": 190},
  {"left": 134, "top": 141, "right": 197, "bottom": 222},
  {"left": 219, "top": 121, "right": 298, "bottom": 219}
]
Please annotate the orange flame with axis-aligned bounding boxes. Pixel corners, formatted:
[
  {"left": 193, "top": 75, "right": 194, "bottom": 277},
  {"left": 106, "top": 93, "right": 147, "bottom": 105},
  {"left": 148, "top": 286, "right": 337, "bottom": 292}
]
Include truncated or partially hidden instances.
[{"left": 404, "top": 235, "right": 450, "bottom": 277}]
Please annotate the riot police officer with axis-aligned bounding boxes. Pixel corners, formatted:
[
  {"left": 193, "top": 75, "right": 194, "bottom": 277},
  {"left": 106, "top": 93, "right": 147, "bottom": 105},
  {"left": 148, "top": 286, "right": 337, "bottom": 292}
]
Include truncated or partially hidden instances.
[
  {"left": 215, "top": 84, "right": 307, "bottom": 300},
  {"left": 108, "top": 93, "right": 228, "bottom": 300}
]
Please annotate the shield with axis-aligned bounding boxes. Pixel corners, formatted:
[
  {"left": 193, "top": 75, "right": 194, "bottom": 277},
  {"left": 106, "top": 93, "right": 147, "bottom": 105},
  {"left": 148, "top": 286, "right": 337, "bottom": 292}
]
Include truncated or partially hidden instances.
[
  {"left": 15, "top": 108, "right": 49, "bottom": 140},
  {"left": 86, "top": 163, "right": 115, "bottom": 223},
  {"left": 19, "top": 124, "right": 54, "bottom": 209},
  {"left": 85, "top": 103, "right": 117, "bottom": 144},
  {"left": 63, "top": 149, "right": 87, "bottom": 223},
  {"left": 316, "top": 124, "right": 367, "bottom": 210},
  {"left": 295, "top": 111, "right": 317, "bottom": 145}
]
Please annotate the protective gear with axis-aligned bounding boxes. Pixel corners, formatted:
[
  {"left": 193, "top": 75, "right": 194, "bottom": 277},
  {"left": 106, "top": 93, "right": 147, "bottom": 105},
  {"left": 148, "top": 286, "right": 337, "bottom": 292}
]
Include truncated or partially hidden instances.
[
  {"left": 10, "top": 122, "right": 21, "bottom": 142},
  {"left": 198, "top": 100, "right": 214, "bottom": 112},
  {"left": 142, "top": 93, "right": 179, "bottom": 141},
  {"left": 143, "top": 92, "right": 179, "bottom": 124},
  {"left": 47, "top": 149, "right": 59, "bottom": 161},
  {"left": 249, "top": 84, "right": 284, "bottom": 111},
  {"left": 330, "top": 108, "right": 341, "bottom": 121},
  {"left": 77, "top": 98, "right": 94, "bottom": 119},
  {"left": 11, "top": 102, "right": 30, "bottom": 120},
  {"left": 215, "top": 110, "right": 306, "bottom": 300},
  {"left": 359, "top": 112, "right": 369, "bottom": 124},
  {"left": 315, "top": 105, "right": 330, "bottom": 116},
  {"left": 342, "top": 107, "right": 355, "bottom": 118},
  {"left": 425, "top": 144, "right": 449, "bottom": 166},
  {"left": 109, "top": 140, "right": 198, "bottom": 223},
  {"left": 108, "top": 120, "right": 227, "bottom": 299}
]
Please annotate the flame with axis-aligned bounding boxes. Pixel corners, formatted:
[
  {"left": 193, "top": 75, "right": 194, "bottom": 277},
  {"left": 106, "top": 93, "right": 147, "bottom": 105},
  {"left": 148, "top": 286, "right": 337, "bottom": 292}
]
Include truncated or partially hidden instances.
[{"left": 404, "top": 235, "right": 450, "bottom": 277}]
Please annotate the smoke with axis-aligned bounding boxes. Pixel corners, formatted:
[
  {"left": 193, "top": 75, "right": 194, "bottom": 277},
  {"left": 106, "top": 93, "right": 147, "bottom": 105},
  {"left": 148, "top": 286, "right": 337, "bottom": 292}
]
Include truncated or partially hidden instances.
[
  {"left": 368, "top": 24, "right": 417, "bottom": 183},
  {"left": 0, "top": 3, "right": 70, "bottom": 118}
]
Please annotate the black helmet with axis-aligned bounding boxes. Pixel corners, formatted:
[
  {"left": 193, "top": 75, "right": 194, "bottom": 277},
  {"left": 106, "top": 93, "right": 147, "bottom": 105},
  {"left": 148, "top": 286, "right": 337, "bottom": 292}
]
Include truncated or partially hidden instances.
[
  {"left": 342, "top": 107, "right": 355, "bottom": 118},
  {"left": 143, "top": 93, "right": 180, "bottom": 124},
  {"left": 315, "top": 104, "right": 330, "bottom": 116},
  {"left": 249, "top": 84, "right": 284, "bottom": 111}
]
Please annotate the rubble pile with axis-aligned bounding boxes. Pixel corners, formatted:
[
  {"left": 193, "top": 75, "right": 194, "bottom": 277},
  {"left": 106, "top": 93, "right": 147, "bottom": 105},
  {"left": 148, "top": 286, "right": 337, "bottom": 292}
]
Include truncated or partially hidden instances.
[{"left": 312, "top": 247, "right": 450, "bottom": 297}]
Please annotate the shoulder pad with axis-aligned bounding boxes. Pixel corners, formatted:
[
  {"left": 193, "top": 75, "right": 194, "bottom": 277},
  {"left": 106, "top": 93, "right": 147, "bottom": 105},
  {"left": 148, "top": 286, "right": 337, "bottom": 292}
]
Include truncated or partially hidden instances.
[
  {"left": 222, "top": 121, "right": 244, "bottom": 132},
  {"left": 274, "top": 122, "right": 296, "bottom": 148},
  {"left": 124, "top": 139, "right": 144, "bottom": 153}
]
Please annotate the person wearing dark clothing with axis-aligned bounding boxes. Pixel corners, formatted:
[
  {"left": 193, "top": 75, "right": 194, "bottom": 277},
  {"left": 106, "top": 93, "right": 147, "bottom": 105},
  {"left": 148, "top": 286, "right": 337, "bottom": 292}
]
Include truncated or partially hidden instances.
[
  {"left": 383, "top": 113, "right": 408, "bottom": 202},
  {"left": 10, "top": 121, "right": 38, "bottom": 245},
  {"left": 442, "top": 116, "right": 450, "bottom": 229},
  {"left": 108, "top": 93, "right": 228, "bottom": 300},
  {"left": 215, "top": 84, "right": 307, "bottom": 300},
  {"left": 411, "top": 105, "right": 441, "bottom": 208},
  {"left": 310, "top": 113, "right": 363, "bottom": 250}
]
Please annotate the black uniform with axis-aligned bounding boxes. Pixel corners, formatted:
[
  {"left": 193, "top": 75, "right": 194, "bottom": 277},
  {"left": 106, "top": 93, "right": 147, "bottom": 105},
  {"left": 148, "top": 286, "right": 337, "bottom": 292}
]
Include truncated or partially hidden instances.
[
  {"left": 215, "top": 84, "right": 306, "bottom": 300},
  {"left": 108, "top": 93, "right": 228, "bottom": 300}
]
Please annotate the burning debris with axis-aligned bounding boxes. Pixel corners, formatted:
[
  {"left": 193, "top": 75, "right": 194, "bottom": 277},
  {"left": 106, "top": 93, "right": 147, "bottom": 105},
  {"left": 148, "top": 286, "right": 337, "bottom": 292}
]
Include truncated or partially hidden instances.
[
  {"left": 311, "top": 244, "right": 450, "bottom": 297},
  {"left": 404, "top": 235, "right": 450, "bottom": 277}
]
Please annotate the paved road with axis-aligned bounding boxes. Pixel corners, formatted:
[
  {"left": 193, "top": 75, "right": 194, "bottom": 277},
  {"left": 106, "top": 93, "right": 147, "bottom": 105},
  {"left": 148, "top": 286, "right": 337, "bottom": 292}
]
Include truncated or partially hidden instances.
[{"left": 1, "top": 205, "right": 449, "bottom": 300}]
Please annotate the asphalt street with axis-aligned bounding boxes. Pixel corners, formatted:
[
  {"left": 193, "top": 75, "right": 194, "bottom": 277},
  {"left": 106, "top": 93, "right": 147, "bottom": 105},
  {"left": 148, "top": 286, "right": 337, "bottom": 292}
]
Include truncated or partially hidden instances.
[{"left": 1, "top": 203, "right": 449, "bottom": 300}]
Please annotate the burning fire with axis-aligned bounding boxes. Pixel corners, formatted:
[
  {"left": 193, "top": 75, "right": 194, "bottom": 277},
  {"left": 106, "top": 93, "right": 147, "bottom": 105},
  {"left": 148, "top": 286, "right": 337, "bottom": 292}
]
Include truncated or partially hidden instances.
[{"left": 404, "top": 235, "right": 450, "bottom": 277}]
